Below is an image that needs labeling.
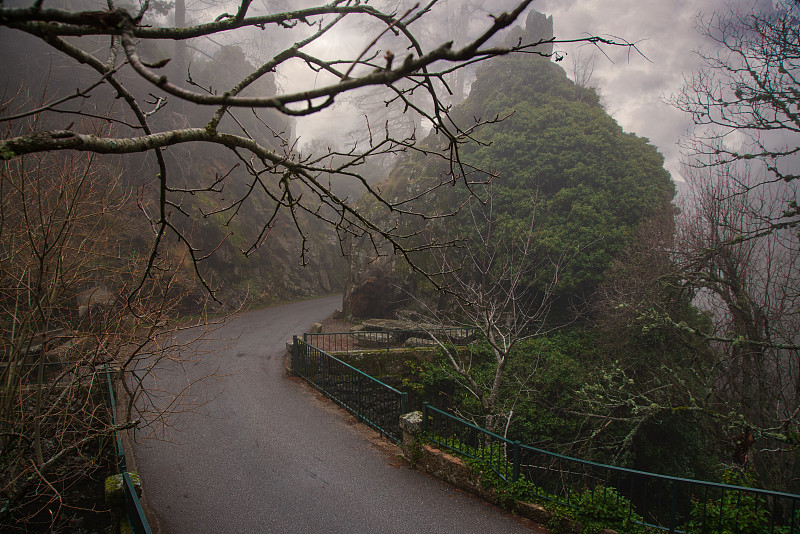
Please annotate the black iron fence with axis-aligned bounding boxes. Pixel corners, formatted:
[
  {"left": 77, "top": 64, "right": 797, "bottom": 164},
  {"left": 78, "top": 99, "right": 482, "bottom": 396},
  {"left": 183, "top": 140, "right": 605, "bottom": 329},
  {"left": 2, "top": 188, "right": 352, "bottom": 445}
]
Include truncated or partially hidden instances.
[
  {"left": 292, "top": 337, "right": 409, "bottom": 442},
  {"left": 423, "top": 403, "right": 800, "bottom": 534}
]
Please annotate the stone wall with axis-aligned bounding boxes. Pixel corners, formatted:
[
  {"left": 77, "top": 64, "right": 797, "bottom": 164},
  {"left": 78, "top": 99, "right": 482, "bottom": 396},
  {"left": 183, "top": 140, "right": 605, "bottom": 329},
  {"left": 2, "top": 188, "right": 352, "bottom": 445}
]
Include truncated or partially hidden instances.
[
  {"left": 398, "top": 412, "right": 556, "bottom": 527},
  {"left": 398, "top": 411, "right": 606, "bottom": 534}
]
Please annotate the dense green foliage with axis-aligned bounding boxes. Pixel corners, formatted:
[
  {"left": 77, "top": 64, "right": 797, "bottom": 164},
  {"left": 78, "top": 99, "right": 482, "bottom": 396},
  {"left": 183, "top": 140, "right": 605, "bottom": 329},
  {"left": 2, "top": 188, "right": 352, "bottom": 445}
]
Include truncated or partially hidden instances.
[
  {"left": 687, "top": 470, "right": 797, "bottom": 534},
  {"left": 454, "top": 54, "right": 675, "bottom": 296},
  {"left": 367, "top": 50, "right": 675, "bottom": 310},
  {"left": 364, "top": 22, "right": 721, "bottom": 480},
  {"left": 404, "top": 328, "right": 718, "bottom": 479}
]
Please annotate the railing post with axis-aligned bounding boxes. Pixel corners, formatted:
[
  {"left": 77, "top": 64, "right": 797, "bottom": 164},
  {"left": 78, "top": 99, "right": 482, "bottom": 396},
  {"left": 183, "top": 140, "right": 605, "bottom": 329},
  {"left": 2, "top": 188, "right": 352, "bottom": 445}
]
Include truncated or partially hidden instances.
[
  {"left": 669, "top": 480, "right": 678, "bottom": 534},
  {"left": 292, "top": 336, "right": 298, "bottom": 375},
  {"left": 512, "top": 441, "right": 521, "bottom": 482},
  {"left": 322, "top": 348, "right": 327, "bottom": 392},
  {"left": 422, "top": 402, "right": 429, "bottom": 433},
  {"left": 357, "top": 373, "right": 362, "bottom": 421},
  {"left": 103, "top": 365, "right": 127, "bottom": 472},
  {"left": 400, "top": 392, "right": 408, "bottom": 414}
]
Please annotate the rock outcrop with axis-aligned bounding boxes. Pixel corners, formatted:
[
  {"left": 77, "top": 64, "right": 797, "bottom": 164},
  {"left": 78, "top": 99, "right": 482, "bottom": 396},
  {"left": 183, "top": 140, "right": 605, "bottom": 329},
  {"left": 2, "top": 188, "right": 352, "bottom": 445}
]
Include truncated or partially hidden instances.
[{"left": 343, "top": 243, "right": 414, "bottom": 318}]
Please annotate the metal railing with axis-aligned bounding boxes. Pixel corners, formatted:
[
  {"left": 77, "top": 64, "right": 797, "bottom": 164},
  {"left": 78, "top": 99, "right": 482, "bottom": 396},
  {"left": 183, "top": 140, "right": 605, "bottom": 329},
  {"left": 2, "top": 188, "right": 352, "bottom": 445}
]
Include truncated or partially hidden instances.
[
  {"left": 297, "top": 331, "right": 799, "bottom": 533},
  {"left": 303, "top": 327, "right": 476, "bottom": 353},
  {"left": 423, "top": 403, "right": 800, "bottom": 534},
  {"left": 292, "top": 337, "right": 408, "bottom": 442},
  {"left": 102, "top": 366, "right": 153, "bottom": 534},
  {"left": 422, "top": 402, "right": 520, "bottom": 482}
]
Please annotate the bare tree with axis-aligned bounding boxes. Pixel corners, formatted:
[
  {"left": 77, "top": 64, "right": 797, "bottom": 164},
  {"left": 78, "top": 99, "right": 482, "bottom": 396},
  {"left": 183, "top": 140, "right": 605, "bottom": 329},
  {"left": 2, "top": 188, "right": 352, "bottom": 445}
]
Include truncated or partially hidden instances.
[
  {"left": 0, "top": 1, "right": 632, "bottom": 293},
  {"left": 0, "top": 140, "right": 222, "bottom": 529},
  {"left": 672, "top": 0, "right": 800, "bottom": 232},
  {"left": 568, "top": 48, "right": 600, "bottom": 104},
  {"left": 675, "top": 160, "right": 800, "bottom": 491},
  {"left": 406, "top": 185, "right": 569, "bottom": 435}
]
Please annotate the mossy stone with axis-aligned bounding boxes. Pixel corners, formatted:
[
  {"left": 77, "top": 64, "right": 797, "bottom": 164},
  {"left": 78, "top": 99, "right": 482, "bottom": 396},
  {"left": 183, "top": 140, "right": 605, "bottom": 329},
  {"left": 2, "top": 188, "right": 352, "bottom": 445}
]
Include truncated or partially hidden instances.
[{"left": 105, "top": 472, "right": 142, "bottom": 508}]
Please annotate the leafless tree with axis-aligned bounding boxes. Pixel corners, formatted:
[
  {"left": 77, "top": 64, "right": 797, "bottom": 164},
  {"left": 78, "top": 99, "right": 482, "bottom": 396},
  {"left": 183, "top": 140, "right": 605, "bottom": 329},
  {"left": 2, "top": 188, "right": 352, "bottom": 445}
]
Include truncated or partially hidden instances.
[
  {"left": 0, "top": 126, "right": 224, "bottom": 528},
  {"left": 0, "top": 0, "right": 632, "bottom": 294},
  {"left": 568, "top": 48, "right": 598, "bottom": 91},
  {"left": 672, "top": 0, "right": 800, "bottom": 232},
  {"left": 405, "top": 185, "right": 569, "bottom": 435},
  {"left": 675, "top": 160, "right": 800, "bottom": 491}
]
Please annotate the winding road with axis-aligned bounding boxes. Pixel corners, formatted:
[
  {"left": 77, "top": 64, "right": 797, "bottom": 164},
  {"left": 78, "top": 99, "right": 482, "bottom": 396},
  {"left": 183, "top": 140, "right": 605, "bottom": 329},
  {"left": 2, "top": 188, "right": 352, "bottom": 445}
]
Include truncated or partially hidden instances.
[{"left": 133, "top": 296, "right": 543, "bottom": 533}]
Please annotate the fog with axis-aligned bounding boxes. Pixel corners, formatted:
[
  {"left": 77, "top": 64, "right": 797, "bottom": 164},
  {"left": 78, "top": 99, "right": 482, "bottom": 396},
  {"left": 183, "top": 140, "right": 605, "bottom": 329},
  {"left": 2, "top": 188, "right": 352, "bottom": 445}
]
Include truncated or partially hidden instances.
[
  {"left": 273, "top": 0, "right": 771, "bottom": 183},
  {"left": 0, "top": 0, "right": 780, "bottom": 182}
]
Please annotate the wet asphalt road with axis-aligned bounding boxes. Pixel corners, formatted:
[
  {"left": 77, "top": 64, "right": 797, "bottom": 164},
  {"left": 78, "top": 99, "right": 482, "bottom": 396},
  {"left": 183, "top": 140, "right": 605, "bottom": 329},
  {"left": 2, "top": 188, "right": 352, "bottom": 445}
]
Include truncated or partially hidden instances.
[{"left": 133, "top": 296, "right": 542, "bottom": 534}]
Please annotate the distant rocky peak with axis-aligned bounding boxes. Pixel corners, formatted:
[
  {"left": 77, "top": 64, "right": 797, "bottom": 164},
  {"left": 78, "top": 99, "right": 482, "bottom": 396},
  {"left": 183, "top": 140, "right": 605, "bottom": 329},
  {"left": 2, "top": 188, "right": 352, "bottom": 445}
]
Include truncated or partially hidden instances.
[
  {"left": 526, "top": 10, "right": 554, "bottom": 54},
  {"left": 504, "top": 9, "right": 554, "bottom": 56}
]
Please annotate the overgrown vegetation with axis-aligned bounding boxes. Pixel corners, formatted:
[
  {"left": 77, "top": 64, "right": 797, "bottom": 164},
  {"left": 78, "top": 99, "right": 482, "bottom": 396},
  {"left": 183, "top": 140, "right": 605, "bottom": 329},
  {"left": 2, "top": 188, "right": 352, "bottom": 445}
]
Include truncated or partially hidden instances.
[
  {"left": 0, "top": 150, "right": 214, "bottom": 531},
  {"left": 345, "top": 1, "right": 800, "bottom": 504},
  {"left": 443, "top": 437, "right": 650, "bottom": 534}
]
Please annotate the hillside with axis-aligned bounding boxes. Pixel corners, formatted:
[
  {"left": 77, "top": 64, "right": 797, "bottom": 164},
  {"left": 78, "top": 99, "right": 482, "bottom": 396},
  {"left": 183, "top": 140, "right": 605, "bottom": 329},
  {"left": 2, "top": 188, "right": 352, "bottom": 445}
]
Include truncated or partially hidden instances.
[{"left": 344, "top": 13, "right": 675, "bottom": 318}]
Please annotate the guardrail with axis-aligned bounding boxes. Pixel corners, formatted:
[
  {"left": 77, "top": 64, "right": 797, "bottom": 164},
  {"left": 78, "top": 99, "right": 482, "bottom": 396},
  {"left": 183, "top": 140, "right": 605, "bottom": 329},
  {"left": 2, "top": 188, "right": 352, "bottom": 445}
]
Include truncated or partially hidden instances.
[
  {"left": 292, "top": 337, "right": 408, "bottom": 442},
  {"left": 303, "top": 327, "right": 475, "bottom": 353},
  {"left": 102, "top": 366, "right": 153, "bottom": 534},
  {"left": 422, "top": 403, "right": 800, "bottom": 533}
]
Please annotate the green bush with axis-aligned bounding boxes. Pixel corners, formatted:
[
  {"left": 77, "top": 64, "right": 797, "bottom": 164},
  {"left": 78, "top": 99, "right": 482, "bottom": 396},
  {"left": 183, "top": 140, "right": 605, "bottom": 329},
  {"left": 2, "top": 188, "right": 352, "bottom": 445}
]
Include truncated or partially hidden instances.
[
  {"left": 572, "top": 485, "right": 647, "bottom": 534},
  {"left": 688, "top": 470, "right": 784, "bottom": 534}
]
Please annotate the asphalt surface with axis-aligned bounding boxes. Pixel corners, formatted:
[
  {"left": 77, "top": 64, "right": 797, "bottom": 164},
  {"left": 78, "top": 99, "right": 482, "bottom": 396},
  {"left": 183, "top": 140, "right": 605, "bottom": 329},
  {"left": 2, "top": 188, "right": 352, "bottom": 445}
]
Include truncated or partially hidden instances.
[{"left": 133, "top": 295, "right": 543, "bottom": 534}]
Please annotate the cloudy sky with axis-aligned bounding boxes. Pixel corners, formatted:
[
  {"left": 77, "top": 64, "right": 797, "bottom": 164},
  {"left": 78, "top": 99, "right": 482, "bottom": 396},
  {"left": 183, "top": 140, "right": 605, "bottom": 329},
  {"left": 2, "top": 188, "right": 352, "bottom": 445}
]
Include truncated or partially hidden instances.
[
  {"left": 534, "top": 0, "right": 773, "bottom": 182},
  {"left": 285, "top": 0, "right": 766, "bottom": 183}
]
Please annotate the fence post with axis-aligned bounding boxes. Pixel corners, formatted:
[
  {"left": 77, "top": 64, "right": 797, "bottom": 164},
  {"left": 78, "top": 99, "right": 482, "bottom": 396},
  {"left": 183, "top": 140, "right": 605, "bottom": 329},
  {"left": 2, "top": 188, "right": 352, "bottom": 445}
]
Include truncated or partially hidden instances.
[
  {"left": 669, "top": 480, "right": 679, "bottom": 534},
  {"left": 400, "top": 392, "right": 408, "bottom": 414},
  {"left": 422, "top": 402, "right": 429, "bottom": 433},
  {"left": 103, "top": 365, "right": 127, "bottom": 472},
  {"left": 322, "top": 348, "right": 327, "bottom": 392},
  {"left": 512, "top": 441, "right": 521, "bottom": 482},
  {"left": 291, "top": 336, "right": 298, "bottom": 375},
  {"left": 357, "top": 374, "right": 362, "bottom": 421}
]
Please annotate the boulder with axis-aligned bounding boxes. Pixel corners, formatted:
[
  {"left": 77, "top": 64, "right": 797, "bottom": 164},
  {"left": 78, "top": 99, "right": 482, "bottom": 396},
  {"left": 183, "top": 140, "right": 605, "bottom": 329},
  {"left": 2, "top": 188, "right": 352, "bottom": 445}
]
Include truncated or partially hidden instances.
[
  {"left": 343, "top": 270, "right": 404, "bottom": 318},
  {"left": 342, "top": 237, "right": 416, "bottom": 318}
]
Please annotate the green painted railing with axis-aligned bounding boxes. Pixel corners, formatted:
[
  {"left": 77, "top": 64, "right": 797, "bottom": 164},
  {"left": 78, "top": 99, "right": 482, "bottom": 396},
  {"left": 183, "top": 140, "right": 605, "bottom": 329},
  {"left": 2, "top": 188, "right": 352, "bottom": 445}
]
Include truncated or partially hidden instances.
[
  {"left": 423, "top": 403, "right": 800, "bottom": 534},
  {"left": 298, "top": 329, "right": 799, "bottom": 533},
  {"left": 292, "top": 337, "right": 408, "bottom": 442},
  {"left": 303, "top": 327, "right": 475, "bottom": 353},
  {"left": 102, "top": 366, "right": 153, "bottom": 534}
]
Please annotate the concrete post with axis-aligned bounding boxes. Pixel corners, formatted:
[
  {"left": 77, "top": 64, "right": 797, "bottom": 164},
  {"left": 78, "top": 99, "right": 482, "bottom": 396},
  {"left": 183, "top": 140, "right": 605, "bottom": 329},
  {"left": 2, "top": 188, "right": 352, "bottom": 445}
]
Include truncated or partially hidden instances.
[{"left": 399, "top": 411, "right": 423, "bottom": 461}]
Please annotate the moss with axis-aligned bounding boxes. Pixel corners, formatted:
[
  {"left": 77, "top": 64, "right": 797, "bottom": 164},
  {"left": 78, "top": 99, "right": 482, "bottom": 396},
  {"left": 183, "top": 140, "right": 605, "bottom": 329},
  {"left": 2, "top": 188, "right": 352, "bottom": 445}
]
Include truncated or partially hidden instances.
[
  {"left": 407, "top": 439, "right": 423, "bottom": 468},
  {"left": 0, "top": 145, "right": 16, "bottom": 160},
  {"left": 105, "top": 472, "right": 142, "bottom": 508}
]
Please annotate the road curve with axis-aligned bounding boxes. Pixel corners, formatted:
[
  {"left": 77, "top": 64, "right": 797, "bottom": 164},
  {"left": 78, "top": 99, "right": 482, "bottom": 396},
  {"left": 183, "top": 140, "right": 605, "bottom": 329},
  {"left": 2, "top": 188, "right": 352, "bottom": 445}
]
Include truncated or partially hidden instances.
[{"left": 133, "top": 296, "right": 542, "bottom": 533}]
